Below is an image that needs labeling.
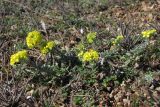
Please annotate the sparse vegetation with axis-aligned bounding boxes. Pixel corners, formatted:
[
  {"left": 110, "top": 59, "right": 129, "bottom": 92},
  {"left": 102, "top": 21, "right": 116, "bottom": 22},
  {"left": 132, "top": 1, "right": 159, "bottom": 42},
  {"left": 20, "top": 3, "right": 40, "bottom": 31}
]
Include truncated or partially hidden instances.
[{"left": 0, "top": 0, "right": 160, "bottom": 106}]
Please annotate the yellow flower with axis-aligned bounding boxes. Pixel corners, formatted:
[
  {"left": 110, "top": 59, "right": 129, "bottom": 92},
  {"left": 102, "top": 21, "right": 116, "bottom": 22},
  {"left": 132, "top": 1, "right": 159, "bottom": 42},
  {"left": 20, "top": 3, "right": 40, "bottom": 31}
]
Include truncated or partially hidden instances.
[
  {"left": 47, "top": 41, "right": 55, "bottom": 50},
  {"left": 40, "top": 41, "right": 55, "bottom": 54},
  {"left": 26, "top": 30, "right": 42, "bottom": 49},
  {"left": 87, "top": 32, "right": 97, "bottom": 43},
  {"left": 82, "top": 49, "right": 99, "bottom": 62},
  {"left": 10, "top": 50, "right": 28, "bottom": 65},
  {"left": 141, "top": 29, "right": 156, "bottom": 38},
  {"left": 112, "top": 35, "right": 124, "bottom": 45}
]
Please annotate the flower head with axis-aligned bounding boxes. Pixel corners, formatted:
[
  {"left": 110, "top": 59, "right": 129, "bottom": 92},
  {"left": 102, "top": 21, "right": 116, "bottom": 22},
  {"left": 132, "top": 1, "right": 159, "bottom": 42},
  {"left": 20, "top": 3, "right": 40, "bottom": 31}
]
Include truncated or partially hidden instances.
[
  {"left": 10, "top": 50, "right": 28, "bottom": 65},
  {"left": 141, "top": 29, "right": 156, "bottom": 38},
  {"left": 87, "top": 32, "right": 97, "bottom": 43},
  {"left": 40, "top": 41, "right": 55, "bottom": 54},
  {"left": 26, "top": 30, "right": 42, "bottom": 49},
  {"left": 82, "top": 49, "right": 99, "bottom": 62}
]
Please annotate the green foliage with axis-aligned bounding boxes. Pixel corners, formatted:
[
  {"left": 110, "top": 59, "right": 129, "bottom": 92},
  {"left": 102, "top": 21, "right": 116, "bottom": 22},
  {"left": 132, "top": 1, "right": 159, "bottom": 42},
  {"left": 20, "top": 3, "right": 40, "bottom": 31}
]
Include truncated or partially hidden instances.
[
  {"left": 73, "top": 96, "right": 83, "bottom": 105},
  {"left": 1, "top": 0, "right": 160, "bottom": 106},
  {"left": 144, "top": 72, "right": 153, "bottom": 83},
  {"left": 102, "top": 75, "right": 117, "bottom": 87},
  {"left": 86, "top": 32, "right": 97, "bottom": 44}
]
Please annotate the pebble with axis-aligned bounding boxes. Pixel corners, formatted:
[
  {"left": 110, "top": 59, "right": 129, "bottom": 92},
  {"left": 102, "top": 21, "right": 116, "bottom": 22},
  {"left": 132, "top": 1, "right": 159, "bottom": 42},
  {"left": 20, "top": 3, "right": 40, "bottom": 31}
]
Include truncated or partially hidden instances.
[
  {"left": 143, "top": 93, "right": 147, "bottom": 97},
  {"left": 117, "top": 102, "right": 122, "bottom": 106},
  {"left": 155, "top": 87, "right": 160, "bottom": 91},
  {"left": 26, "top": 96, "right": 32, "bottom": 99},
  {"left": 26, "top": 89, "right": 34, "bottom": 96},
  {"left": 123, "top": 98, "right": 130, "bottom": 106},
  {"left": 114, "top": 96, "right": 120, "bottom": 102},
  {"left": 150, "top": 84, "right": 154, "bottom": 89},
  {"left": 107, "top": 87, "right": 112, "bottom": 92}
]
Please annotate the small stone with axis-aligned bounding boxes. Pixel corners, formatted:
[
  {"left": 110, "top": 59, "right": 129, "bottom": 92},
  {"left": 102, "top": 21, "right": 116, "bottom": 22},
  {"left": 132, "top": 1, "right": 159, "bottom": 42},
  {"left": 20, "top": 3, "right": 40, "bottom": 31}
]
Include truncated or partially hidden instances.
[
  {"left": 123, "top": 98, "right": 130, "bottom": 106},
  {"left": 26, "top": 96, "right": 32, "bottom": 99},
  {"left": 144, "top": 93, "right": 147, "bottom": 97},
  {"left": 126, "top": 79, "right": 132, "bottom": 83},
  {"left": 107, "top": 87, "right": 112, "bottom": 92},
  {"left": 135, "top": 92, "right": 139, "bottom": 96},
  {"left": 26, "top": 89, "right": 34, "bottom": 96},
  {"left": 117, "top": 102, "right": 122, "bottom": 106},
  {"left": 109, "top": 93, "right": 113, "bottom": 98},
  {"left": 150, "top": 85, "right": 154, "bottom": 89},
  {"left": 80, "top": 28, "right": 84, "bottom": 34},
  {"left": 147, "top": 96, "right": 151, "bottom": 99},
  {"left": 155, "top": 87, "right": 160, "bottom": 91},
  {"left": 134, "top": 63, "right": 139, "bottom": 68},
  {"left": 31, "top": 84, "right": 35, "bottom": 88},
  {"left": 114, "top": 96, "right": 119, "bottom": 102}
]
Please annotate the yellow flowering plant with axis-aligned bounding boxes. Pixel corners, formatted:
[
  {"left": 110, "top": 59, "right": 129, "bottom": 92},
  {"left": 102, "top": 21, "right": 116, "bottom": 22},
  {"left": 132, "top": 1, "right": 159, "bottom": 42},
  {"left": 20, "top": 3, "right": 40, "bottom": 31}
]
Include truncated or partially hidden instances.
[
  {"left": 141, "top": 29, "right": 156, "bottom": 38},
  {"left": 10, "top": 30, "right": 57, "bottom": 66},
  {"left": 26, "top": 30, "right": 42, "bottom": 49},
  {"left": 78, "top": 49, "right": 99, "bottom": 62},
  {"left": 10, "top": 50, "right": 28, "bottom": 66},
  {"left": 40, "top": 41, "right": 56, "bottom": 54},
  {"left": 76, "top": 31, "right": 99, "bottom": 63}
]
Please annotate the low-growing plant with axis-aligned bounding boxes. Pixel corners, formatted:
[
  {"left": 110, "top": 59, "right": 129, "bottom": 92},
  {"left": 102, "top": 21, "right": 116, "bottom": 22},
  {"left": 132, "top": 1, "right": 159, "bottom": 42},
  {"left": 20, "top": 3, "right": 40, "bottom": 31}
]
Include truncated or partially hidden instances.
[{"left": 1, "top": 0, "right": 160, "bottom": 106}]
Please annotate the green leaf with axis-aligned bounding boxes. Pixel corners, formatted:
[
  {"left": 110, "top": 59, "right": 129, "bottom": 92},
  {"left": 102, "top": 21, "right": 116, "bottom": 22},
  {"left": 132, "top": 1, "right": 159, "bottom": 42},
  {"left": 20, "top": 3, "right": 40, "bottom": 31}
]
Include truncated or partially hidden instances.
[{"left": 86, "top": 32, "right": 97, "bottom": 43}]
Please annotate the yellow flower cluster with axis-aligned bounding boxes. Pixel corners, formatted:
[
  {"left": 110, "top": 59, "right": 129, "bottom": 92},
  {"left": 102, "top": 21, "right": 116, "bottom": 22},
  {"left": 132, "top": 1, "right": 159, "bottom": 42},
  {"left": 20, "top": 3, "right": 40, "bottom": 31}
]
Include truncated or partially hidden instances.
[
  {"left": 10, "top": 50, "right": 28, "bottom": 65},
  {"left": 112, "top": 35, "right": 124, "bottom": 45},
  {"left": 78, "top": 49, "right": 99, "bottom": 62},
  {"left": 87, "top": 32, "right": 97, "bottom": 43},
  {"left": 40, "top": 41, "right": 55, "bottom": 54},
  {"left": 141, "top": 29, "right": 156, "bottom": 38},
  {"left": 26, "top": 30, "right": 42, "bottom": 49}
]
